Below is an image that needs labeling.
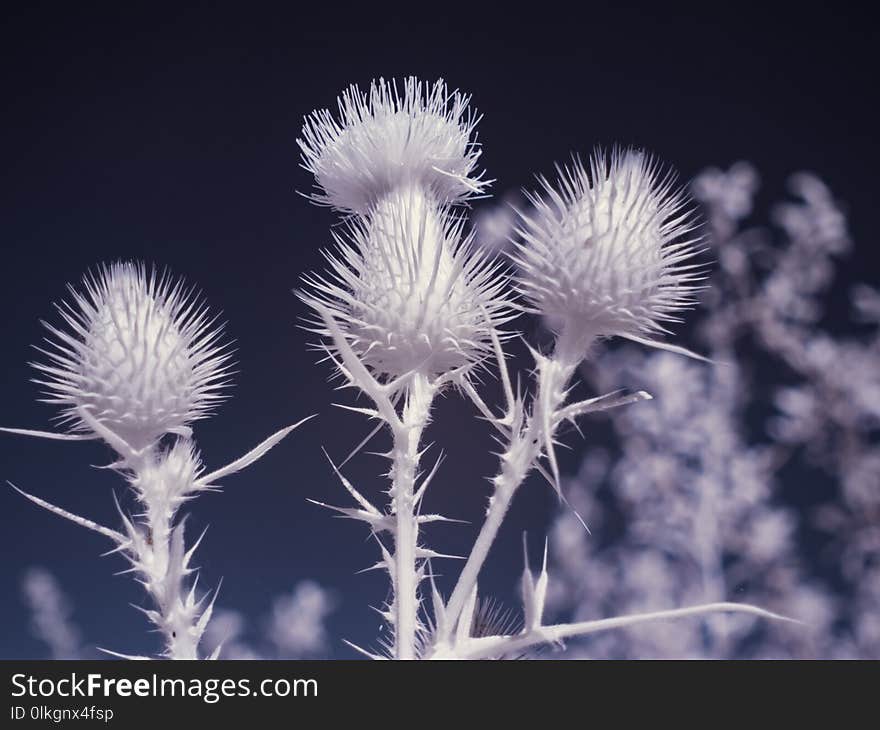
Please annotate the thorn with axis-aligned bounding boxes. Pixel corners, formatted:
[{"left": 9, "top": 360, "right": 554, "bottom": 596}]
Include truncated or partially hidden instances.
[
  {"left": 0, "top": 426, "right": 98, "bottom": 442},
  {"left": 98, "top": 648, "right": 151, "bottom": 660},
  {"left": 8, "top": 481, "right": 126, "bottom": 543},
  {"left": 196, "top": 416, "right": 315, "bottom": 487},
  {"left": 338, "top": 419, "right": 387, "bottom": 469},
  {"left": 415, "top": 548, "right": 464, "bottom": 561},
  {"left": 184, "top": 525, "right": 210, "bottom": 566},
  {"left": 417, "top": 514, "right": 468, "bottom": 525},
  {"left": 321, "top": 449, "right": 382, "bottom": 515},
  {"left": 342, "top": 639, "right": 385, "bottom": 660},
  {"left": 413, "top": 452, "right": 445, "bottom": 507}
]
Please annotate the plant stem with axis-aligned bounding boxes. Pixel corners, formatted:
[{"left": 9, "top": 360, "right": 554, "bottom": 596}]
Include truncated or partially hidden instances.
[
  {"left": 438, "top": 328, "right": 586, "bottom": 645},
  {"left": 391, "top": 372, "right": 435, "bottom": 659},
  {"left": 436, "top": 602, "right": 793, "bottom": 660},
  {"left": 131, "top": 446, "right": 203, "bottom": 659}
]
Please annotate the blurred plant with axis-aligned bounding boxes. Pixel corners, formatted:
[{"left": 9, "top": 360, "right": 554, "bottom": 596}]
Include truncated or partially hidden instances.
[
  {"left": 3, "top": 263, "right": 311, "bottom": 659},
  {"left": 545, "top": 162, "right": 877, "bottom": 658},
  {"left": 471, "top": 191, "right": 523, "bottom": 256},
  {"left": 267, "top": 581, "right": 336, "bottom": 657},
  {"left": 200, "top": 580, "right": 337, "bottom": 659},
  {"left": 21, "top": 567, "right": 84, "bottom": 659},
  {"left": 298, "top": 77, "right": 787, "bottom": 659}
]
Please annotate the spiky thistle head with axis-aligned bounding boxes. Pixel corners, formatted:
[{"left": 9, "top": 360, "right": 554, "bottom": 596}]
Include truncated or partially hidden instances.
[
  {"left": 298, "top": 77, "right": 488, "bottom": 215},
  {"left": 301, "top": 186, "right": 512, "bottom": 380},
  {"left": 513, "top": 149, "right": 703, "bottom": 349},
  {"left": 34, "top": 262, "right": 232, "bottom": 451}
]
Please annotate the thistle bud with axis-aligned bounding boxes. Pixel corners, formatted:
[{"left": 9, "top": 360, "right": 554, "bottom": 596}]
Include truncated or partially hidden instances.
[
  {"left": 35, "top": 262, "right": 231, "bottom": 451},
  {"left": 514, "top": 149, "right": 703, "bottom": 352},
  {"left": 133, "top": 437, "right": 204, "bottom": 507},
  {"left": 302, "top": 186, "right": 510, "bottom": 379}
]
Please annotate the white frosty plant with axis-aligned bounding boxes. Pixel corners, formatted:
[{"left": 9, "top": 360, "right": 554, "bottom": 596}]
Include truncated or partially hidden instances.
[
  {"left": 3, "top": 262, "right": 311, "bottom": 659},
  {"left": 298, "top": 76, "right": 792, "bottom": 659}
]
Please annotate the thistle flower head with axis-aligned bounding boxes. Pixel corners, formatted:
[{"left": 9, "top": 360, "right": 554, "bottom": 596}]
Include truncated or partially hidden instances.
[
  {"left": 35, "top": 262, "right": 232, "bottom": 450},
  {"left": 301, "top": 186, "right": 511, "bottom": 379},
  {"left": 299, "top": 77, "right": 488, "bottom": 215},
  {"left": 513, "top": 149, "right": 703, "bottom": 347}
]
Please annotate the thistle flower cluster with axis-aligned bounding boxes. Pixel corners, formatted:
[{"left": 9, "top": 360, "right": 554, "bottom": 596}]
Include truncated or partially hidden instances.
[
  {"left": 5, "top": 79, "right": 792, "bottom": 661},
  {"left": 299, "top": 77, "right": 784, "bottom": 659},
  {"left": 4, "top": 263, "right": 307, "bottom": 659},
  {"left": 300, "top": 78, "right": 510, "bottom": 381}
]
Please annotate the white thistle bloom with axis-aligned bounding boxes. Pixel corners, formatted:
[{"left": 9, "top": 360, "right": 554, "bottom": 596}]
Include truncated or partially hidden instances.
[
  {"left": 299, "top": 77, "right": 488, "bottom": 215},
  {"left": 514, "top": 149, "right": 703, "bottom": 349},
  {"left": 301, "top": 186, "right": 511, "bottom": 378},
  {"left": 35, "top": 262, "right": 231, "bottom": 450}
]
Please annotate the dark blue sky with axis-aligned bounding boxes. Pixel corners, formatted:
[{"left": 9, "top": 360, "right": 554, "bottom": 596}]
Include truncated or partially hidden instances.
[{"left": 1, "top": 3, "right": 877, "bottom": 658}]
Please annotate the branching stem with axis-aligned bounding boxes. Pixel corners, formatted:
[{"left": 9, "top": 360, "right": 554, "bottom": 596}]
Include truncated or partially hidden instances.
[{"left": 439, "top": 325, "right": 588, "bottom": 643}]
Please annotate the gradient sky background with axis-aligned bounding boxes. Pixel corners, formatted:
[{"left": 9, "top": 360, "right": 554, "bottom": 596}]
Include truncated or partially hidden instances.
[{"left": 2, "top": 4, "right": 877, "bottom": 658}]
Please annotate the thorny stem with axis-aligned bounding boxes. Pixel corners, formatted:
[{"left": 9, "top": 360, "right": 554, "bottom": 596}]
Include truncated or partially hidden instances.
[
  {"left": 309, "top": 303, "right": 433, "bottom": 657},
  {"left": 8, "top": 446, "right": 205, "bottom": 658},
  {"left": 438, "top": 324, "right": 590, "bottom": 644},
  {"left": 432, "top": 602, "right": 795, "bottom": 660},
  {"left": 127, "top": 445, "right": 205, "bottom": 659},
  {"left": 391, "top": 372, "right": 436, "bottom": 659},
  {"left": 5, "top": 410, "right": 304, "bottom": 660}
]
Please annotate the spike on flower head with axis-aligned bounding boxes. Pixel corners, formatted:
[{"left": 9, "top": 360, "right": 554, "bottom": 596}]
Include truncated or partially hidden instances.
[
  {"left": 298, "top": 77, "right": 489, "bottom": 215},
  {"left": 34, "top": 262, "right": 233, "bottom": 451},
  {"left": 301, "top": 186, "right": 512, "bottom": 379},
  {"left": 513, "top": 148, "right": 704, "bottom": 349}
]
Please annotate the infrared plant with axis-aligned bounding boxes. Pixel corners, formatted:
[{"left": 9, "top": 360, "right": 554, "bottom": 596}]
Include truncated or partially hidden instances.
[
  {"left": 4, "top": 77, "right": 791, "bottom": 660},
  {"left": 2, "top": 264, "right": 310, "bottom": 659},
  {"left": 297, "top": 77, "right": 788, "bottom": 659}
]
